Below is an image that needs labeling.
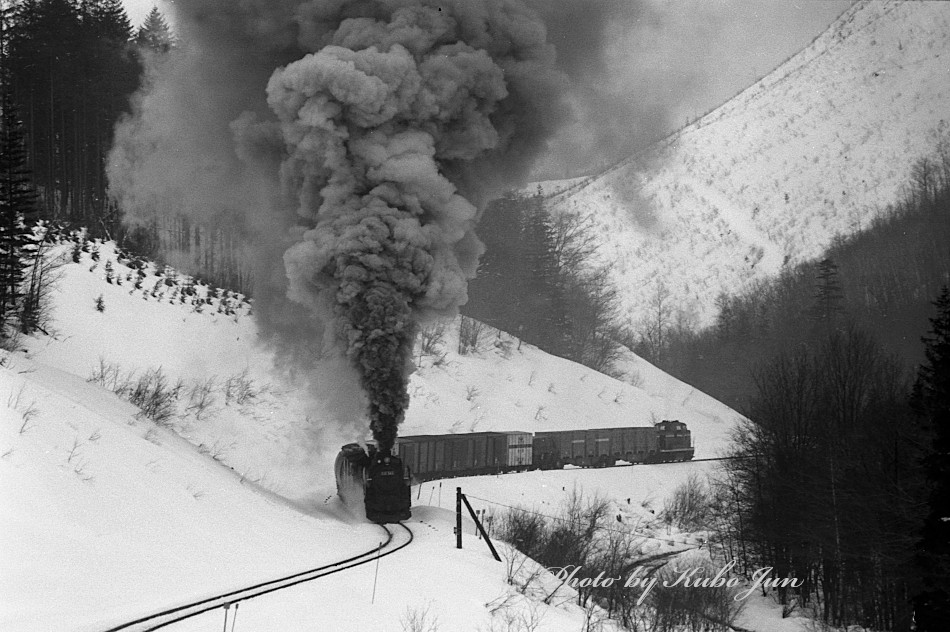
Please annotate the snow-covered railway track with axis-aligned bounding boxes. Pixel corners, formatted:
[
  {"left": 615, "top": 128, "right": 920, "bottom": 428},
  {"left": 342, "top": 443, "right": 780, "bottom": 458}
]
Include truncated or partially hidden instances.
[{"left": 98, "top": 522, "right": 414, "bottom": 632}]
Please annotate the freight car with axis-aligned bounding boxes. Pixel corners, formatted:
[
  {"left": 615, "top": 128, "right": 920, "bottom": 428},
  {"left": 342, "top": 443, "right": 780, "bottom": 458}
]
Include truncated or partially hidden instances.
[
  {"left": 534, "top": 426, "right": 658, "bottom": 468},
  {"left": 396, "top": 431, "right": 533, "bottom": 482},
  {"left": 394, "top": 421, "right": 694, "bottom": 482}
]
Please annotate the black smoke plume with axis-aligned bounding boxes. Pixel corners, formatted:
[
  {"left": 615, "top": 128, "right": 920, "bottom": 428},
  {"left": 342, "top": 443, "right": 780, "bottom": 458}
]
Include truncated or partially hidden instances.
[{"left": 109, "top": 0, "right": 571, "bottom": 451}]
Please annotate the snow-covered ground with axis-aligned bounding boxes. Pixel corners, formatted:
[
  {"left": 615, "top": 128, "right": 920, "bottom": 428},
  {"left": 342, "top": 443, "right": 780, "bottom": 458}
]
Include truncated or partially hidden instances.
[
  {"left": 20, "top": 241, "right": 741, "bottom": 503},
  {"left": 1, "top": 242, "right": 812, "bottom": 631},
  {"left": 544, "top": 0, "right": 950, "bottom": 327}
]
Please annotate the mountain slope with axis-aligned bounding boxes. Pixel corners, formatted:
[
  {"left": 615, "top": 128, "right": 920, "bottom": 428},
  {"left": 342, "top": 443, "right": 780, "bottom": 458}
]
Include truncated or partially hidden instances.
[
  {"left": 546, "top": 0, "right": 950, "bottom": 327},
  {"left": 19, "top": 240, "right": 740, "bottom": 503}
]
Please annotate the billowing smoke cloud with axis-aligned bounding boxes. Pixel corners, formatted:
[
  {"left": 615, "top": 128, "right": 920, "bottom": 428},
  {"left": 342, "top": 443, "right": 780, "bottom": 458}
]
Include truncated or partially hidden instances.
[
  {"left": 109, "top": 0, "right": 570, "bottom": 452},
  {"left": 109, "top": 0, "right": 851, "bottom": 468}
]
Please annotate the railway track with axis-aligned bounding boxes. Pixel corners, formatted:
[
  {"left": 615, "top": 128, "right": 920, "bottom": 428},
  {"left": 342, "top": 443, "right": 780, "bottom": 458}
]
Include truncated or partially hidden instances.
[
  {"left": 99, "top": 522, "right": 414, "bottom": 632},
  {"left": 557, "top": 455, "right": 748, "bottom": 472},
  {"left": 410, "top": 455, "right": 747, "bottom": 486}
]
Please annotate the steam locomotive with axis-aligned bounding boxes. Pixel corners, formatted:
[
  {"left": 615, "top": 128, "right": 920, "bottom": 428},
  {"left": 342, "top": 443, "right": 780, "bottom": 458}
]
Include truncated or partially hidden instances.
[{"left": 334, "top": 443, "right": 411, "bottom": 523}]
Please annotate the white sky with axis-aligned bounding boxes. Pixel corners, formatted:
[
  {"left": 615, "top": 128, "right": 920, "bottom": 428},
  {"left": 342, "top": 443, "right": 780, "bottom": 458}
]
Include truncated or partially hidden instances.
[{"left": 121, "top": 0, "right": 854, "bottom": 141}]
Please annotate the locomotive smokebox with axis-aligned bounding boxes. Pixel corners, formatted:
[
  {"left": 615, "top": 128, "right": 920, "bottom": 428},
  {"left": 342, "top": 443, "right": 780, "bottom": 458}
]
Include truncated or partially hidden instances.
[{"left": 334, "top": 442, "right": 411, "bottom": 524}]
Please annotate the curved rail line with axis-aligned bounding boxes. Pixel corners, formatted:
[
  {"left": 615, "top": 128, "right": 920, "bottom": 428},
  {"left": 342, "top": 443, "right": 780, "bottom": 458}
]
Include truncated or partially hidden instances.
[{"left": 99, "top": 522, "right": 414, "bottom": 632}]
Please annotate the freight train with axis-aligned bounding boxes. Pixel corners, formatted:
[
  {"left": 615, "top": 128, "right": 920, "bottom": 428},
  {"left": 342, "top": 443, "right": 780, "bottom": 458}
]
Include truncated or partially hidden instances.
[
  {"left": 334, "top": 421, "right": 693, "bottom": 521},
  {"left": 394, "top": 420, "right": 694, "bottom": 482}
]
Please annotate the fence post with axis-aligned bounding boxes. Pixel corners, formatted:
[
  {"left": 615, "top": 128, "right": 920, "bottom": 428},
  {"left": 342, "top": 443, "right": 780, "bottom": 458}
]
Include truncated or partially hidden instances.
[
  {"left": 461, "top": 492, "right": 502, "bottom": 562},
  {"left": 456, "top": 487, "right": 462, "bottom": 549}
]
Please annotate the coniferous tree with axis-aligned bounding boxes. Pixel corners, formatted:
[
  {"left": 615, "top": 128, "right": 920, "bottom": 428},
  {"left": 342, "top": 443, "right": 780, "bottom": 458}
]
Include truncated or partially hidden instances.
[
  {"left": 521, "top": 187, "right": 571, "bottom": 355},
  {"left": 811, "top": 257, "right": 845, "bottom": 326},
  {"left": 134, "top": 6, "right": 173, "bottom": 54},
  {"left": 466, "top": 192, "right": 526, "bottom": 333},
  {"left": 0, "top": 75, "right": 39, "bottom": 335},
  {"left": 81, "top": 0, "right": 139, "bottom": 231},
  {"left": 912, "top": 286, "right": 950, "bottom": 631},
  {"left": 4, "top": 0, "right": 139, "bottom": 230},
  {"left": 7, "top": 0, "right": 82, "bottom": 218}
]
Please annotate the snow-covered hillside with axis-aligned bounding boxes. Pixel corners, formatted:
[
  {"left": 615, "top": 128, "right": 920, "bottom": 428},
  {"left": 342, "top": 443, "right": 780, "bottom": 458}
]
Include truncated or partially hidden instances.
[
  {"left": 18, "top": 241, "right": 739, "bottom": 503},
  {"left": 1, "top": 241, "right": 803, "bottom": 632},
  {"left": 546, "top": 0, "right": 950, "bottom": 326}
]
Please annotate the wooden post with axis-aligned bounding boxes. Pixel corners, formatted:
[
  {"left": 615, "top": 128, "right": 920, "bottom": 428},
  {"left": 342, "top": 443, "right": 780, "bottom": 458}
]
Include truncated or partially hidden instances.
[
  {"left": 461, "top": 492, "right": 502, "bottom": 562},
  {"left": 456, "top": 487, "right": 462, "bottom": 549}
]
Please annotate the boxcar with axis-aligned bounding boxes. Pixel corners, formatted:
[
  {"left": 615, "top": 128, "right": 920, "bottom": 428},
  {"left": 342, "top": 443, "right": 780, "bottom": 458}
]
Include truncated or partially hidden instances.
[
  {"left": 534, "top": 427, "right": 660, "bottom": 468},
  {"left": 396, "top": 431, "right": 532, "bottom": 481},
  {"left": 533, "top": 430, "right": 589, "bottom": 468}
]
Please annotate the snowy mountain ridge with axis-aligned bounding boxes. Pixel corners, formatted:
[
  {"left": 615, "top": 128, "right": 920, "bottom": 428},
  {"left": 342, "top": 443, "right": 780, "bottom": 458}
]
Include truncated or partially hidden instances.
[{"left": 544, "top": 0, "right": 950, "bottom": 327}]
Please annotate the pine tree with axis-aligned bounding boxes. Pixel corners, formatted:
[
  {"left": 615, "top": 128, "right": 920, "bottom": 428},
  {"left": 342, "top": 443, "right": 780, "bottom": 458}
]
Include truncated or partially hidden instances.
[
  {"left": 0, "top": 79, "right": 39, "bottom": 335},
  {"left": 912, "top": 285, "right": 950, "bottom": 631},
  {"left": 811, "top": 257, "right": 845, "bottom": 324},
  {"left": 134, "top": 6, "right": 173, "bottom": 54},
  {"left": 81, "top": 0, "right": 139, "bottom": 231},
  {"left": 4, "top": 0, "right": 140, "bottom": 229},
  {"left": 521, "top": 187, "right": 570, "bottom": 355}
]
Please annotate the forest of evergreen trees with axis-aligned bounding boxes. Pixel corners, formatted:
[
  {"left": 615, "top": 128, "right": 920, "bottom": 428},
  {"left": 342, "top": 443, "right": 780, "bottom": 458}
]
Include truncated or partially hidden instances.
[
  {"left": 1, "top": 0, "right": 172, "bottom": 230},
  {"left": 0, "top": 0, "right": 172, "bottom": 338}
]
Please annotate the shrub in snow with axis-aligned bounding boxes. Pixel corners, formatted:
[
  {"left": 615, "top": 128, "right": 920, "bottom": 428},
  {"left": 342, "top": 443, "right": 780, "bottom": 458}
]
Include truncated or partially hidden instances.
[
  {"left": 223, "top": 369, "right": 257, "bottom": 406},
  {"left": 399, "top": 603, "right": 440, "bottom": 632},
  {"left": 648, "top": 557, "right": 745, "bottom": 632},
  {"left": 660, "top": 473, "right": 710, "bottom": 532},
  {"left": 89, "top": 362, "right": 177, "bottom": 426},
  {"left": 418, "top": 322, "right": 447, "bottom": 363},
  {"left": 458, "top": 316, "right": 487, "bottom": 355},
  {"left": 185, "top": 378, "right": 217, "bottom": 420},
  {"left": 120, "top": 368, "right": 177, "bottom": 427}
]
